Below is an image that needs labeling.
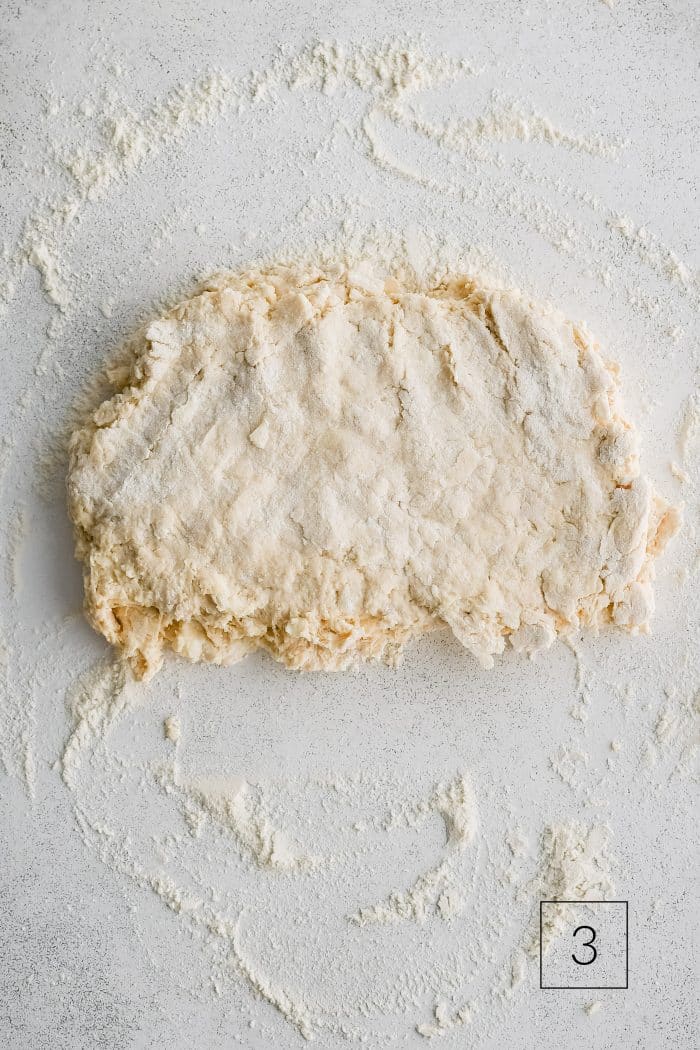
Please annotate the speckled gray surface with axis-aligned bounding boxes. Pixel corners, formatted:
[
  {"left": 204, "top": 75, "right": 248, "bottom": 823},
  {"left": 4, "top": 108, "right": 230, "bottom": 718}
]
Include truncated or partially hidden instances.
[{"left": 1, "top": 2, "right": 698, "bottom": 1048}]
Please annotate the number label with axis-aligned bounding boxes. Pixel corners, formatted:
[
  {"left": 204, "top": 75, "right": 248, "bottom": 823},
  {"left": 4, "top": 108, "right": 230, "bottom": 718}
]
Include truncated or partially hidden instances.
[{"left": 572, "top": 925, "right": 598, "bottom": 965}]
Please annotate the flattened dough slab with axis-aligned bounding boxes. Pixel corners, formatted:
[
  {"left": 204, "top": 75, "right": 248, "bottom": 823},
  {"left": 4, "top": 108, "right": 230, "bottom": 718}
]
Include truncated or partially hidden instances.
[{"left": 68, "top": 265, "right": 679, "bottom": 679}]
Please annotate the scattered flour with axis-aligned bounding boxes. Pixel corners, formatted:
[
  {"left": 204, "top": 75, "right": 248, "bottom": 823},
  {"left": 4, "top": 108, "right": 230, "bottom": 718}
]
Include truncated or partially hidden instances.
[
  {"left": 526, "top": 822, "right": 616, "bottom": 955},
  {"left": 163, "top": 714, "right": 181, "bottom": 743},
  {"left": 416, "top": 1000, "right": 473, "bottom": 1039},
  {"left": 61, "top": 657, "right": 131, "bottom": 787},
  {"left": 0, "top": 619, "right": 37, "bottom": 796},
  {"left": 156, "top": 766, "right": 321, "bottom": 873},
  {"left": 550, "top": 745, "right": 590, "bottom": 790},
  {"left": 72, "top": 804, "right": 316, "bottom": 1039},
  {"left": 505, "top": 827, "right": 529, "bottom": 858},
  {"left": 678, "top": 392, "right": 700, "bottom": 466},
  {"left": 608, "top": 214, "right": 699, "bottom": 305},
  {"left": 351, "top": 775, "right": 478, "bottom": 925},
  {"left": 2, "top": 36, "right": 694, "bottom": 340}
]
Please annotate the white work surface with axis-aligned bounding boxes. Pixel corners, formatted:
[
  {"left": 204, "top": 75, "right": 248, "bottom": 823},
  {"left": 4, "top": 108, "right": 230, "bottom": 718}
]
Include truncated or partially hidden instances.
[{"left": 1, "top": 2, "right": 698, "bottom": 1048}]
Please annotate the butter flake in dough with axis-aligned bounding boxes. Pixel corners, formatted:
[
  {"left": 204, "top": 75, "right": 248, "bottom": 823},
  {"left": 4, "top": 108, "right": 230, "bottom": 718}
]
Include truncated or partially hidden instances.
[{"left": 67, "top": 265, "right": 680, "bottom": 680}]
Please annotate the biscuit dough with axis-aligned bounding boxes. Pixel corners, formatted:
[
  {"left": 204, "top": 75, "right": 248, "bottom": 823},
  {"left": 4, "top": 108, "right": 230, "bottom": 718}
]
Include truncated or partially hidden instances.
[{"left": 67, "top": 265, "right": 680, "bottom": 679}]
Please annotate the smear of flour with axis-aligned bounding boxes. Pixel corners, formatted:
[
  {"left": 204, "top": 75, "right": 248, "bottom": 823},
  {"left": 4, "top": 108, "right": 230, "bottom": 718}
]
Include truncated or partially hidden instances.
[
  {"left": 526, "top": 822, "right": 616, "bottom": 956},
  {"left": 154, "top": 765, "right": 321, "bottom": 873},
  {"left": 550, "top": 745, "right": 590, "bottom": 790},
  {"left": 0, "top": 621, "right": 38, "bottom": 796},
  {"left": 163, "top": 714, "right": 181, "bottom": 743},
  {"left": 679, "top": 392, "right": 700, "bottom": 466},
  {"left": 653, "top": 685, "right": 700, "bottom": 781},
  {"left": 72, "top": 803, "right": 316, "bottom": 1040},
  {"left": 351, "top": 775, "right": 478, "bottom": 925},
  {"left": 0, "top": 626, "right": 18, "bottom": 778},
  {"left": 61, "top": 657, "right": 131, "bottom": 787},
  {"left": 52, "top": 648, "right": 630, "bottom": 1042},
  {"left": 57, "top": 657, "right": 490, "bottom": 1040},
  {"left": 608, "top": 213, "right": 699, "bottom": 304},
  {"left": 416, "top": 1000, "right": 473, "bottom": 1038},
  {"left": 498, "top": 820, "right": 616, "bottom": 999},
  {"left": 3, "top": 36, "right": 694, "bottom": 335}
]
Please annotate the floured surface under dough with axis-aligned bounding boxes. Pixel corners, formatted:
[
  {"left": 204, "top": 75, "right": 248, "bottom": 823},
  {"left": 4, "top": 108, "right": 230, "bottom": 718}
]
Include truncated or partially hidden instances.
[{"left": 67, "top": 264, "right": 680, "bottom": 679}]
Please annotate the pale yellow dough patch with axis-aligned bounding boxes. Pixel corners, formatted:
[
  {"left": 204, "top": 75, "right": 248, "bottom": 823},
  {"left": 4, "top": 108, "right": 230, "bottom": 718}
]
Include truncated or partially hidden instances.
[{"left": 67, "top": 264, "right": 680, "bottom": 680}]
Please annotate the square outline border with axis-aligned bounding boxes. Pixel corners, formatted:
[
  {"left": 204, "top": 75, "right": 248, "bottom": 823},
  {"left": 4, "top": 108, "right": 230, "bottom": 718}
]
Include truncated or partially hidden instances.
[{"left": 539, "top": 900, "right": 629, "bottom": 990}]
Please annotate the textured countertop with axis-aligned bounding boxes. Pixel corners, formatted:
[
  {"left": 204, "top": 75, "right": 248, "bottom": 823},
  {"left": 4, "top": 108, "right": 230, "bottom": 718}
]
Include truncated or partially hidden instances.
[{"left": 1, "top": 2, "right": 697, "bottom": 1048}]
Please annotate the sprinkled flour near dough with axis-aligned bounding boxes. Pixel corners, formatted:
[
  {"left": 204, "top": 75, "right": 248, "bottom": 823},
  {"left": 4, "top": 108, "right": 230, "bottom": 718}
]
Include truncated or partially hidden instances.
[
  {"left": 526, "top": 823, "right": 615, "bottom": 955},
  {"left": 54, "top": 651, "right": 627, "bottom": 1040},
  {"left": 163, "top": 714, "right": 181, "bottom": 743}
]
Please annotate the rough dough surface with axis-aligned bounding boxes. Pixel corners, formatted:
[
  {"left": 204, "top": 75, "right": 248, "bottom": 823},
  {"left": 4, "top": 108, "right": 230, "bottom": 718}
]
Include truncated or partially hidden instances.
[{"left": 68, "top": 264, "right": 680, "bottom": 680}]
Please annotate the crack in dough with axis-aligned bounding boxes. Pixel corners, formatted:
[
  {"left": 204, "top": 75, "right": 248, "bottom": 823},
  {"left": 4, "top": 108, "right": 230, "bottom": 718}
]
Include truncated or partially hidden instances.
[{"left": 67, "top": 264, "right": 680, "bottom": 679}]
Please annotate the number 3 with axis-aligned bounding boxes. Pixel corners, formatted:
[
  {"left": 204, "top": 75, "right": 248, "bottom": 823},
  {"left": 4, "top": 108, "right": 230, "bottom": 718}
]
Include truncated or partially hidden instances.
[{"left": 572, "top": 925, "right": 598, "bottom": 965}]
